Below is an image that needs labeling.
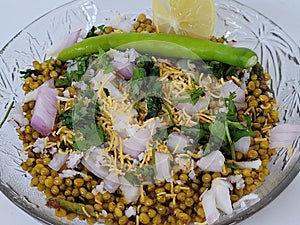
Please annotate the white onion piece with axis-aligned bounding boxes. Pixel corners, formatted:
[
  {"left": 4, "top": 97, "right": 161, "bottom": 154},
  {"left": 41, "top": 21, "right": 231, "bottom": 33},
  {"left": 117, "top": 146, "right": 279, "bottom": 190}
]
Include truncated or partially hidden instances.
[
  {"left": 46, "top": 29, "right": 81, "bottom": 57},
  {"left": 31, "top": 86, "right": 58, "bottom": 136},
  {"left": 110, "top": 48, "right": 138, "bottom": 79},
  {"left": 197, "top": 150, "right": 225, "bottom": 172},
  {"left": 114, "top": 62, "right": 135, "bottom": 79},
  {"left": 269, "top": 124, "right": 300, "bottom": 148},
  {"left": 220, "top": 80, "right": 245, "bottom": 110},
  {"left": 228, "top": 174, "right": 245, "bottom": 190},
  {"left": 238, "top": 159, "right": 262, "bottom": 170},
  {"left": 155, "top": 152, "right": 173, "bottom": 182},
  {"left": 105, "top": 81, "right": 123, "bottom": 99},
  {"left": 32, "top": 138, "right": 46, "bottom": 154},
  {"left": 212, "top": 178, "right": 233, "bottom": 215},
  {"left": 234, "top": 136, "right": 251, "bottom": 154},
  {"left": 201, "top": 190, "right": 220, "bottom": 225},
  {"left": 176, "top": 95, "right": 210, "bottom": 115},
  {"left": 166, "top": 132, "right": 189, "bottom": 154},
  {"left": 112, "top": 111, "right": 137, "bottom": 138},
  {"left": 48, "top": 153, "right": 68, "bottom": 171},
  {"left": 201, "top": 178, "right": 233, "bottom": 224},
  {"left": 81, "top": 147, "right": 109, "bottom": 179},
  {"left": 24, "top": 79, "right": 55, "bottom": 103},
  {"left": 120, "top": 176, "right": 140, "bottom": 203},
  {"left": 81, "top": 158, "right": 109, "bottom": 179},
  {"left": 8, "top": 102, "right": 29, "bottom": 128},
  {"left": 145, "top": 118, "right": 161, "bottom": 136},
  {"left": 66, "top": 152, "right": 83, "bottom": 169},
  {"left": 104, "top": 172, "right": 120, "bottom": 193},
  {"left": 122, "top": 128, "right": 151, "bottom": 158},
  {"left": 125, "top": 206, "right": 137, "bottom": 218},
  {"left": 59, "top": 169, "right": 88, "bottom": 179}
]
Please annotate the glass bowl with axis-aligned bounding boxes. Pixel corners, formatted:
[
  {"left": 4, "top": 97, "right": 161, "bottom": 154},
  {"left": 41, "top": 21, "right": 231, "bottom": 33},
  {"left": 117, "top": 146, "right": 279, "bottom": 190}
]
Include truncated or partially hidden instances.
[{"left": 0, "top": 0, "right": 299, "bottom": 224}]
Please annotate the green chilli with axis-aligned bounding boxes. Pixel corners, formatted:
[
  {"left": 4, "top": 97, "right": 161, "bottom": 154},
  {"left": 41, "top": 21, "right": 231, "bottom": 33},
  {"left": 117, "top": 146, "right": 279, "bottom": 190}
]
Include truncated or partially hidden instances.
[{"left": 57, "top": 33, "right": 258, "bottom": 68}]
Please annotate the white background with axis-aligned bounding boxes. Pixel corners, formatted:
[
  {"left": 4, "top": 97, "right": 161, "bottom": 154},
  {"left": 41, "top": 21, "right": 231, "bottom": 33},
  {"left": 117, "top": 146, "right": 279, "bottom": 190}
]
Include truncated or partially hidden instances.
[{"left": 0, "top": 0, "right": 299, "bottom": 224}]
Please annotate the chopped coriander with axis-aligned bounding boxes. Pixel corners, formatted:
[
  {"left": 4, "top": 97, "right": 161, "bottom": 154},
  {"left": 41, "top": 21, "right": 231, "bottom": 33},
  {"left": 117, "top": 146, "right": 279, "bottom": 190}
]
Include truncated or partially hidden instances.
[
  {"left": 56, "top": 55, "right": 90, "bottom": 87},
  {"left": 186, "top": 86, "right": 205, "bottom": 105},
  {"left": 20, "top": 69, "right": 40, "bottom": 78}
]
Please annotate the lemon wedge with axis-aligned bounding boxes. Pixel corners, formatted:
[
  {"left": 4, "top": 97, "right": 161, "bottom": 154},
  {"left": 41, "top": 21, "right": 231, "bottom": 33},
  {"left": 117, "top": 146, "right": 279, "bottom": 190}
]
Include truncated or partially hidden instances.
[{"left": 152, "top": 0, "right": 216, "bottom": 39}]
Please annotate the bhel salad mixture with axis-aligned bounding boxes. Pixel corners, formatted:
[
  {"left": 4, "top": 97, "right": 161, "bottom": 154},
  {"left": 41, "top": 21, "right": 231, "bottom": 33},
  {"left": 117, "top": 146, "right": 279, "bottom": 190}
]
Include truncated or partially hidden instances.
[{"left": 2, "top": 0, "right": 300, "bottom": 225}]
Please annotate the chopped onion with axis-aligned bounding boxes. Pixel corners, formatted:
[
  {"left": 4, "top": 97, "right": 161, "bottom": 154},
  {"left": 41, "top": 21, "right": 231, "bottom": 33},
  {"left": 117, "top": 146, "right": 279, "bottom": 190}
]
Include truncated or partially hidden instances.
[
  {"left": 120, "top": 176, "right": 140, "bottom": 203},
  {"left": 48, "top": 153, "right": 68, "bottom": 171},
  {"left": 32, "top": 138, "right": 46, "bottom": 154},
  {"left": 122, "top": 128, "right": 151, "bottom": 158},
  {"left": 197, "top": 150, "right": 225, "bottom": 172},
  {"left": 109, "top": 48, "right": 138, "bottom": 79},
  {"left": 201, "top": 190, "right": 220, "bottom": 225},
  {"left": 269, "top": 124, "right": 300, "bottom": 148},
  {"left": 145, "top": 118, "right": 161, "bottom": 136},
  {"left": 31, "top": 86, "right": 58, "bottom": 136},
  {"left": 166, "top": 132, "right": 189, "bottom": 154},
  {"left": 66, "top": 152, "right": 83, "bottom": 169},
  {"left": 238, "top": 159, "right": 262, "bottom": 170},
  {"left": 220, "top": 80, "right": 245, "bottom": 110},
  {"left": 212, "top": 178, "right": 233, "bottom": 215},
  {"left": 112, "top": 111, "right": 137, "bottom": 138},
  {"left": 155, "top": 152, "right": 173, "bottom": 182},
  {"left": 234, "top": 136, "right": 251, "bottom": 154},
  {"left": 81, "top": 147, "right": 109, "bottom": 179},
  {"left": 8, "top": 102, "right": 29, "bottom": 128},
  {"left": 46, "top": 29, "right": 81, "bottom": 57},
  {"left": 92, "top": 182, "right": 105, "bottom": 195},
  {"left": 104, "top": 172, "right": 120, "bottom": 193},
  {"left": 228, "top": 174, "right": 245, "bottom": 190},
  {"left": 125, "top": 206, "right": 137, "bottom": 218},
  {"left": 24, "top": 79, "right": 55, "bottom": 103},
  {"left": 114, "top": 62, "right": 135, "bottom": 79},
  {"left": 59, "top": 169, "right": 88, "bottom": 179},
  {"left": 201, "top": 178, "right": 233, "bottom": 224},
  {"left": 176, "top": 95, "right": 210, "bottom": 115}
]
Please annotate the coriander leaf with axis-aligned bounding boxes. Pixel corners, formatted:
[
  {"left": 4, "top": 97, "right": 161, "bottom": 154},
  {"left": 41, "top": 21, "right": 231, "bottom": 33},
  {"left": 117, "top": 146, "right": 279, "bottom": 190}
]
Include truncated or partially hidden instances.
[
  {"left": 86, "top": 25, "right": 106, "bottom": 38},
  {"left": 181, "top": 124, "right": 210, "bottom": 144},
  {"left": 131, "top": 68, "right": 147, "bottom": 80},
  {"left": 58, "top": 109, "right": 73, "bottom": 129},
  {"left": 224, "top": 92, "right": 238, "bottom": 121},
  {"left": 186, "top": 86, "right": 205, "bottom": 105},
  {"left": 56, "top": 55, "right": 90, "bottom": 87},
  {"left": 124, "top": 171, "right": 140, "bottom": 186},
  {"left": 204, "top": 112, "right": 226, "bottom": 154},
  {"left": 128, "top": 79, "right": 143, "bottom": 100},
  {"left": 203, "top": 61, "right": 239, "bottom": 79},
  {"left": 152, "top": 126, "right": 169, "bottom": 142},
  {"left": 136, "top": 55, "right": 154, "bottom": 71},
  {"left": 227, "top": 120, "right": 247, "bottom": 130},
  {"left": 86, "top": 26, "right": 98, "bottom": 38},
  {"left": 20, "top": 69, "right": 40, "bottom": 78},
  {"left": 146, "top": 97, "right": 162, "bottom": 119},
  {"left": 94, "top": 50, "right": 113, "bottom": 74},
  {"left": 137, "top": 165, "right": 156, "bottom": 183},
  {"left": 73, "top": 124, "right": 106, "bottom": 151}
]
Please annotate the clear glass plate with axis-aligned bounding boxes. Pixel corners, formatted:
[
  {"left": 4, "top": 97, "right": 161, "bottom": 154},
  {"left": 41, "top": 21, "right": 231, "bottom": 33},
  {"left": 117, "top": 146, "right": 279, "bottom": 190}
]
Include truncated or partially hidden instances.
[{"left": 0, "top": 0, "right": 299, "bottom": 224}]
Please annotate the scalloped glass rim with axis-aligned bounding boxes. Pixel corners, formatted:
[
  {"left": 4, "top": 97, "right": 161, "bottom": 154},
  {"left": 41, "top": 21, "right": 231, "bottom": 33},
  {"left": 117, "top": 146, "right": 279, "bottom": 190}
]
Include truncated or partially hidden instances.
[{"left": 0, "top": 0, "right": 299, "bottom": 224}]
